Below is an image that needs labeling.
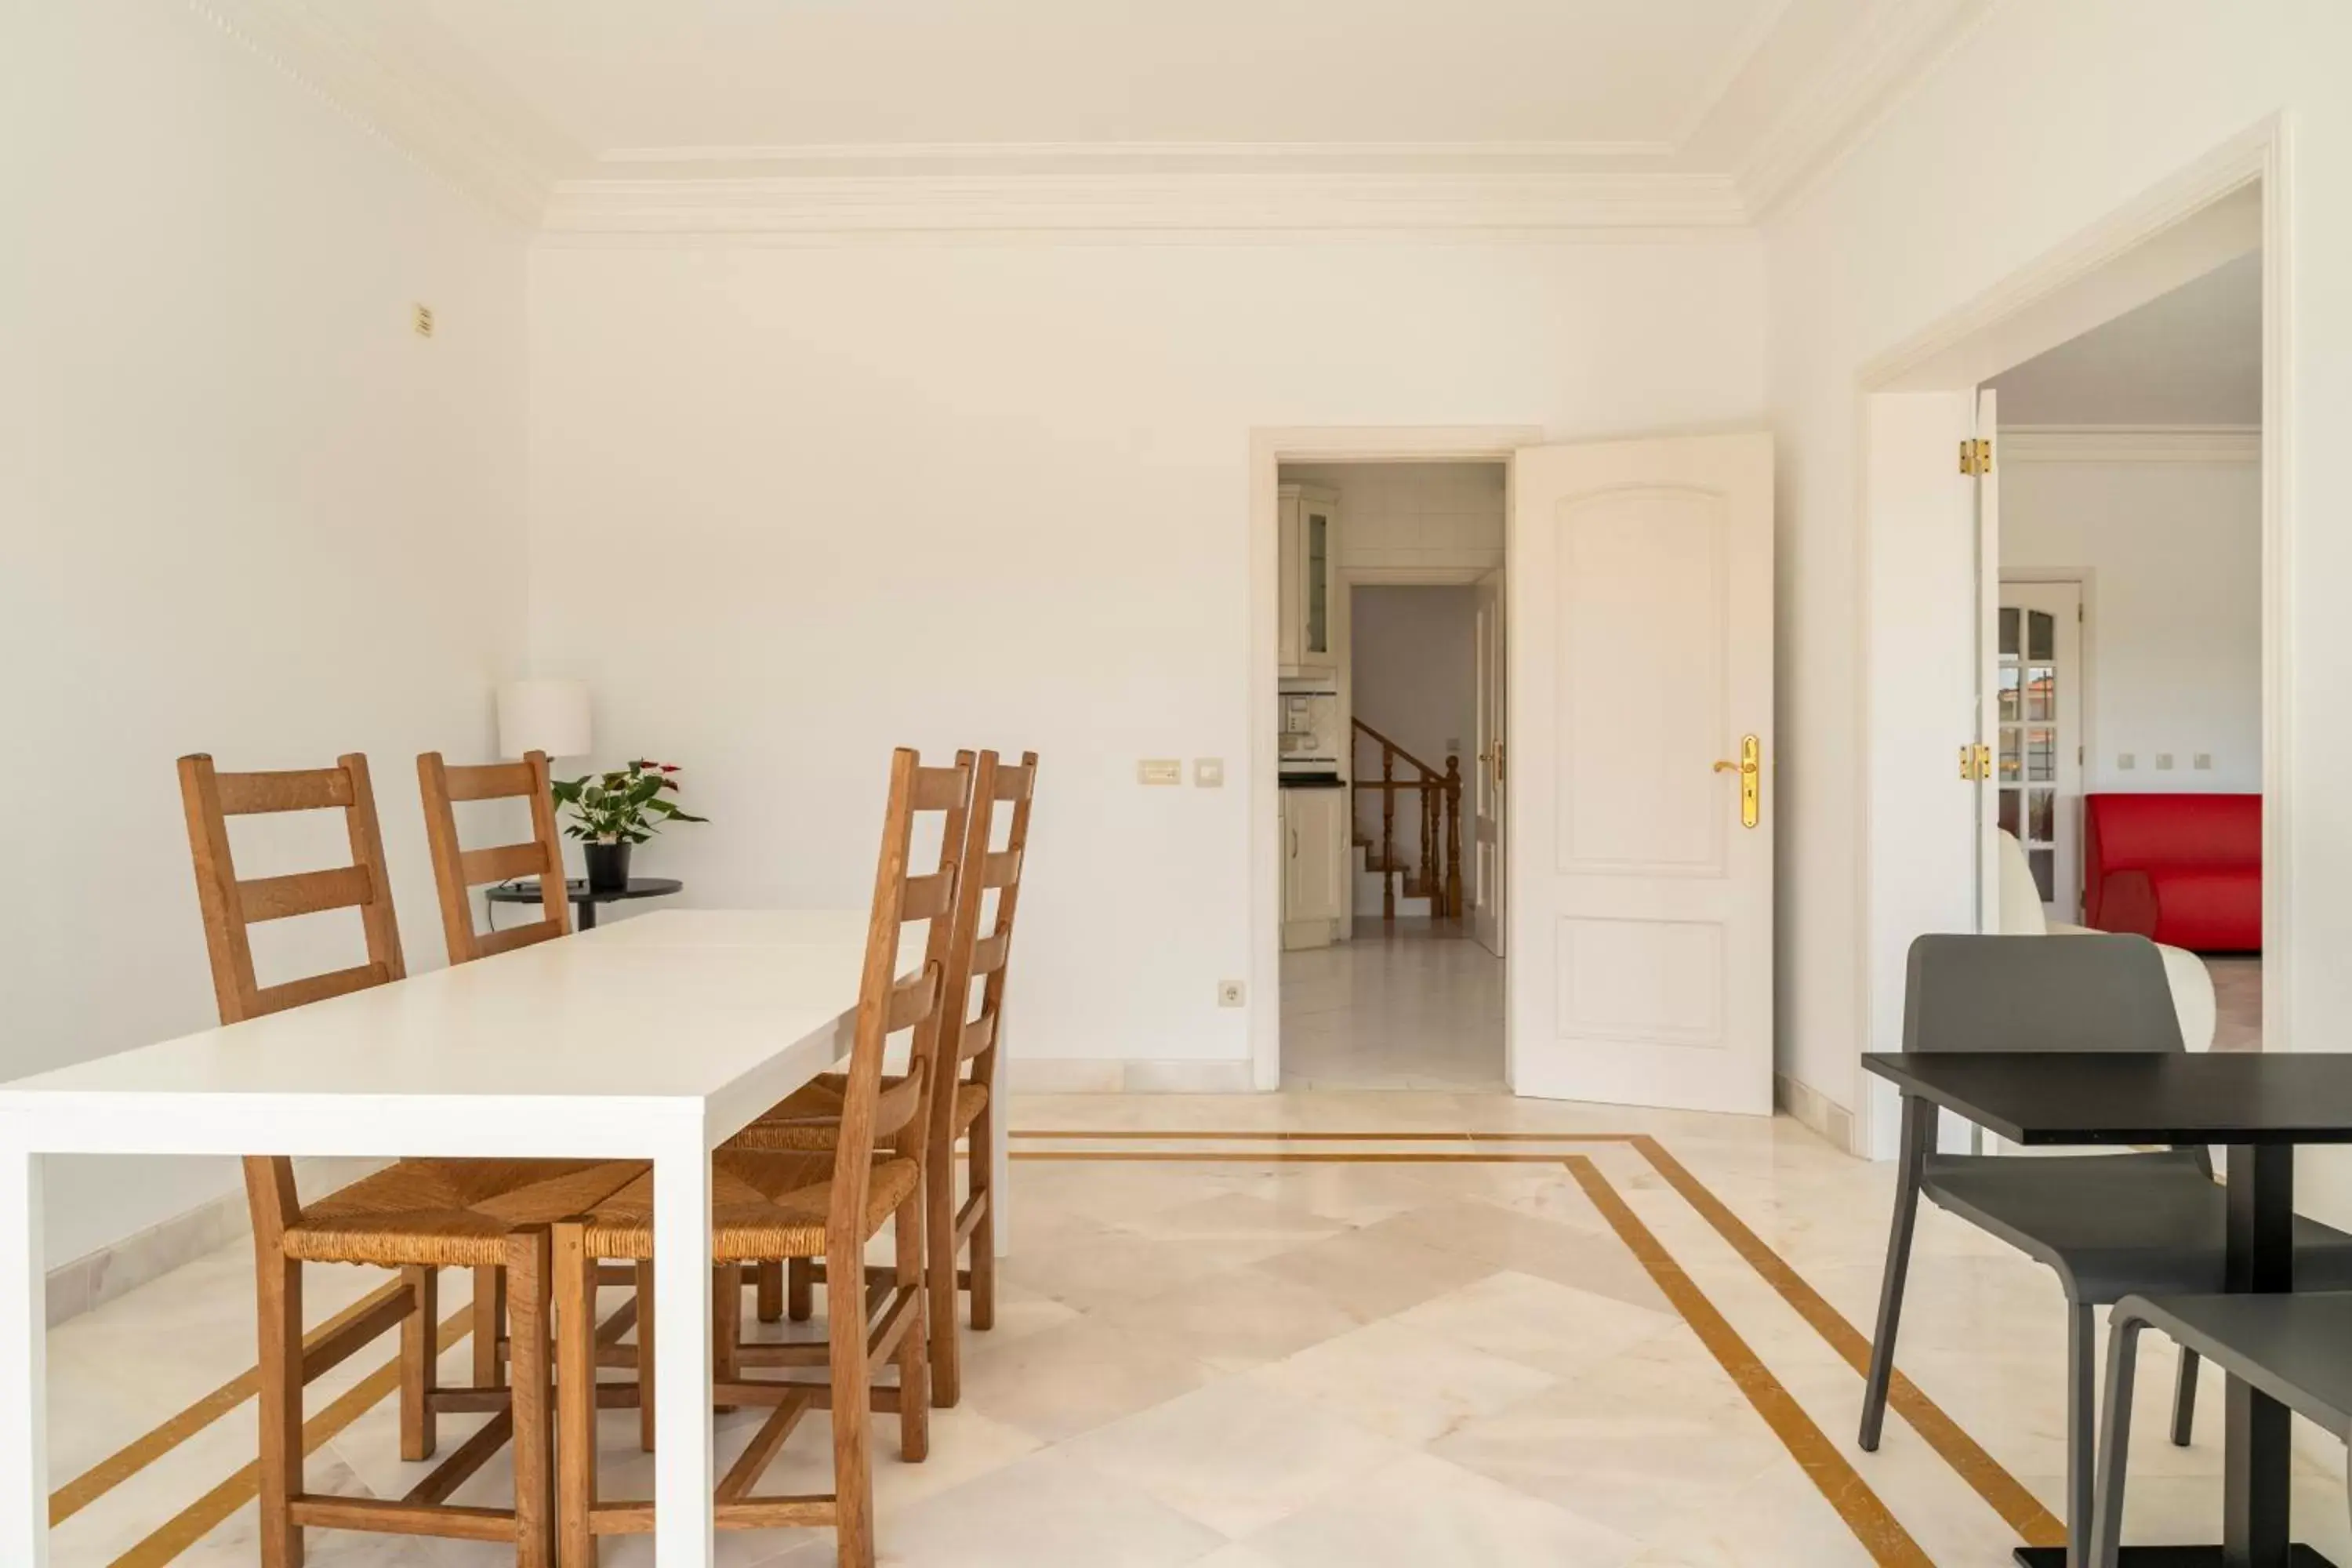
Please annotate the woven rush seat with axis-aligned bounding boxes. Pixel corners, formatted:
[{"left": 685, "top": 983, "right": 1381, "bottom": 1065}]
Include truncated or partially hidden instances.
[
  {"left": 282, "top": 1157, "right": 648, "bottom": 1268},
  {"left": 581, "top": 1151, "right": 920, "bottom": 1261},
  {"left": 731, "top": 1075, "right": 987, "bottom": 1154}
]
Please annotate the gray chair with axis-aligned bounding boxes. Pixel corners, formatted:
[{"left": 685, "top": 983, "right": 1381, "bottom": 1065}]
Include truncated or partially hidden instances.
[
  {"left": 1859, "top": 935, "right": 2352, "bottom": 1562},
  {"left": 2089, "top": 1290, "right": 2352, "bottom": 1563}
]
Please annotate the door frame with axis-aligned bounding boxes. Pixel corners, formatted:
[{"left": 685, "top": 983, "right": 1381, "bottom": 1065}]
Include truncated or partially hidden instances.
[
  {"left": 1248, "top": 426, "right": 1541, "bottom": 1091},
  {"left": 1849, "top": 119, "right": 2293, "bottom": 1158}
]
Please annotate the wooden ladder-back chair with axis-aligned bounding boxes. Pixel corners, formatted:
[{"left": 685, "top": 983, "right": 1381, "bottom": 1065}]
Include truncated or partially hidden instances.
[
  {"left": 553, "top": 747, "right": 971, "bottom": 1568},
  {"left": 417, "top": 748, "right": 579, "bottom": 1401},
  {"left": 177, "top": 752, "right": 643, "bottom": 1568},
  {"left": 929, "top": 749, "right": 1037, "bottom": 1402},
  {"left": 417, "top": 750, "right": 571, "bottom": 965}
]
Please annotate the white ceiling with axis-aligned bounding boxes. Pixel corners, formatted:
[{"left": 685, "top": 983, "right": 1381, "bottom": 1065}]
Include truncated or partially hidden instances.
[
  {"left": 1991, "top": 252, "right": 2263, "bottom": 426},
  {"left": 203, "top": 0, "right": 1994, "bottom": 230}
]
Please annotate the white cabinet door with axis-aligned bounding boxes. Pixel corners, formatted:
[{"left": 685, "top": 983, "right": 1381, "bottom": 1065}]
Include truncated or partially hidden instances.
[
  {"left": 1507, "top": 433, "right": 1775, "bottom": 1115},
  {"left": 1279, "top": 485, "right": 1338, "bottom": 678},
  {"left": 1282, "top": 789, "right": 1345, "bottom": 947}
]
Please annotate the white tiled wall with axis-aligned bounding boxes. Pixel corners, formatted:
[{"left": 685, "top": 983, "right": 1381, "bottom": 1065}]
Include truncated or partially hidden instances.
[{"left": 1284, "top": 462, "right": 1504, "bottom": 575}]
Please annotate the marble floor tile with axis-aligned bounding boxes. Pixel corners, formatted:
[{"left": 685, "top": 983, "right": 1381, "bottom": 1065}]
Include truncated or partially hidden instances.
[{"left": 1240, "top": 1447, "right": 1644, "bottom": 1568}]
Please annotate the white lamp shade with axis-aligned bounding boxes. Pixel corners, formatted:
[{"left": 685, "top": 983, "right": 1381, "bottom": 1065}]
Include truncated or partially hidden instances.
[{"left": 496, "top": 679, "right": 592, "bottom": 760}]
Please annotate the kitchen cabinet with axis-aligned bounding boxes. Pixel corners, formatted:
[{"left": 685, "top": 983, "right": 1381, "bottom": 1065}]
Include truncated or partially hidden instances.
[
  {"left": 1278, "top": 484, "right": 1337, "bottom": 677},
  {"left": 1281, "top": 786, "right": 1348, "bottom": 949}
]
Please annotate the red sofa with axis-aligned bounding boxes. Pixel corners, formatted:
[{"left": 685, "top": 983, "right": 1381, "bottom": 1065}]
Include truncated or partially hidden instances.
[{"left": 2082, "top": 793, "right": 2262, "bottom": 953}]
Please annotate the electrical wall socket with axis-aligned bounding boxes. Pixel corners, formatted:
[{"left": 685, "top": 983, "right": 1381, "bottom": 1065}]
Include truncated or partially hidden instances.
[
  {"left": 1195, "top": 758, "right": 1225, "bottom": 788},
  {"left": 1217, "top": 980, "right": 1246, "bottom": 1007}
]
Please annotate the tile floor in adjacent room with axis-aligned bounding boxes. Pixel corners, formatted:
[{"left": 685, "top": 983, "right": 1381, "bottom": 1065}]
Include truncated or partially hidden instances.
[
  {"left": 1279, "top": 918, "right": 1504, "bottom": 1091},
  {"left": 42, "top": 1087, "right": 2352, "bottom": 1566}
]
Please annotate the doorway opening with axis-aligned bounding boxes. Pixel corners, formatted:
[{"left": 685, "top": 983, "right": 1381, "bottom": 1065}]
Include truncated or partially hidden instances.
[
  {"left": 1854, "top": 129, "right": 2284, "bottom": 1156},
  {"left": 1275, "top": 460, "right": 1507, "bottom": 1091},
  {"left": 1988, "top": 248, "right": 2267, "bottom": 1054}
]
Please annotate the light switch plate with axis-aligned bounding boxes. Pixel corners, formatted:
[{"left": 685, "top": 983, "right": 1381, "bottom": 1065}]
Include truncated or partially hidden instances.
[
  {"left": 2194, "top": 753, "right": 2214, "bottom": 771},
  {"left": 1194, "top": 758, "right": 1225, "bottom": 788},
  {"left": 2118, "top": 753, "right": 2136, "bottom": 770},
  {"left": 1138, "top": 759, "right": 1182, "bottom": 786},
  {"left": 2155, "top": 753, "right": 2175, "bottom": 771}
]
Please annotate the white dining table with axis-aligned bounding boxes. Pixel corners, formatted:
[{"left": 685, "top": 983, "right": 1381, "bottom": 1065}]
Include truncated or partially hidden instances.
[{"left": 0, "top": 906, "right": 1003, "bottom": 1567}]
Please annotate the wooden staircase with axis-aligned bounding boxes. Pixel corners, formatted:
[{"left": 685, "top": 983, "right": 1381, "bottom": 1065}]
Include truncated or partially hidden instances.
[{"left": 1350, "top": 717, "right": 1464, "bottom": 924}]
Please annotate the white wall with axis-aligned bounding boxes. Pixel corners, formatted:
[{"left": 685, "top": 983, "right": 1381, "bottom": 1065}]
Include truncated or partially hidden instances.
[
  {"left": 5, "top": 1, "right": 530, "bottom": 1262},
  {"left": 2004, "top": 455, "right": 2263, "bottom": 794},
  {"left": 528, "top": 238, "right": 1766, "bottom": 1069},
  {"left": 1351, "top": 586, "right": 1478, "bottom": 782},
  {"left": 1766, "top": 0, "right": 2352, "bottom": 1138}
]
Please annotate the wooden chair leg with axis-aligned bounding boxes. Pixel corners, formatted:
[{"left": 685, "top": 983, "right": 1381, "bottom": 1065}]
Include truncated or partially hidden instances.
[
  {"left": 399, "top": 1265, "right": 439, "bottom": 1461},
  {"left": 897, "top": 1200, "right": 931, "bottom": 1462},
  {"left": 472, "top": 1264, "right": 506, "bottom": 1388},
  {"left": 713, "top": 1263, "right": 742, "bottom": 1413},
  {"left": 755, "top": 1260, "right": 784, "bottom": 1323},
  {"left": 554, "top": 1225, "right": 599, "bottom": 1568},
  {"left": 967, "top": 1106, "right": 996, "bottom": 1333},
  {"left": 787, "top": 1256, "right": 813, "bottom": 1322},
  {"left": 827, "top": 1236, "right": 877, "bottom": 1568},
  {"left": 633, "top": 1259, "right": 656, "bottom": 1454},
  {"left": 256, "top": 1248, "right": 305, "bottom": 1568},
  {"left": 925, "top": 1153, "right": 960, "bottom": 1410},
  {"left": 508, "top": 1230, "right": 555, "bottom": 1568}
]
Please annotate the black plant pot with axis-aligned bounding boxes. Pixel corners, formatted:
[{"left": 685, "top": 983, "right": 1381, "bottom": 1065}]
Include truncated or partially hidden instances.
[{"left": 583, "top": 842, "right": 633, "bottom": 894}]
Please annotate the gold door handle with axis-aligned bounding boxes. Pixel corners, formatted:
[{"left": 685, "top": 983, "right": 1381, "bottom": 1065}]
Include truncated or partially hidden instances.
[{"left": 1715, "top": 735, "right": 1762, "bottom": 828}]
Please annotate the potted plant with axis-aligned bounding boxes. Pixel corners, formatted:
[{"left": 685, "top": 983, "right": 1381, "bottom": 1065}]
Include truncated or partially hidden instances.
[{"left": 551, "top": 760, "right": 708, "bottom": 892}]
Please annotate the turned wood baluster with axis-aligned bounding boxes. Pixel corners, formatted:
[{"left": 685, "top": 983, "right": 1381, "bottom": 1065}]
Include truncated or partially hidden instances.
[
  {"left": 1381, "top": 746, "right": 1396, "bottom": 923},
  {"left": 1419, "top": 782, "right": 1436, "bottom": 906},
  {"left": 1444, "top": 755, "right": 1464, "bottom": 918}
]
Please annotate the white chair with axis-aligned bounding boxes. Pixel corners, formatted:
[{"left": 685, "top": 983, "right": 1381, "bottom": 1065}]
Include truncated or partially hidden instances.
[{"left": 1997, "top": 829, "right": 2216, "bottom": 1052}]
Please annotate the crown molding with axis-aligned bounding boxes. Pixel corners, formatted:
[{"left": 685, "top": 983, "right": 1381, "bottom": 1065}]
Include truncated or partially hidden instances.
[
  {"left": 590, "top": 140, "right": 1681, "bottom": 175},
  {"left": 2000, "top": 425, "right": 2261, "bottom": 464},
  {"left": 538, "top": 170, "right": 1751, "bottom": 240},
  {"left": 1731, "top": 0, "right": 1994, "bottom": 221},
  {"left": 182, "top": 0, "right": 568, "bottom": 226}
]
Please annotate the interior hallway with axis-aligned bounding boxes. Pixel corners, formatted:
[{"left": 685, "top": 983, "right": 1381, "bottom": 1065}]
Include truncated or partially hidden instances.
[{"left": 1280, "top": 920, "right": 1504, "bottom": 1091}]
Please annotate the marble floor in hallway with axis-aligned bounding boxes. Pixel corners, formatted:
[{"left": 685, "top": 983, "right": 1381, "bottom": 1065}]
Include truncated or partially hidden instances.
[
  {"left": 1279, "top": 918, "right": 1504, "bottom": 1091},
  {"left": 40, "top": 1090, "right": 2352, "bottom": 1567}
]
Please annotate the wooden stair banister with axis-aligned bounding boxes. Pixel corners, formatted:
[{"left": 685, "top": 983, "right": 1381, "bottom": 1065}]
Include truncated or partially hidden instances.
[{"left": 1348, "top": 717, "right": 1465, "bottom": 926}]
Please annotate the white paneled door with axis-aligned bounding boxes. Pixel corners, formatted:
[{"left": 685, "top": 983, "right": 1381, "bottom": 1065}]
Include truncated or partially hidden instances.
[{"left": 1506, "top": 434, "right": 1774, "bottom": 1114}]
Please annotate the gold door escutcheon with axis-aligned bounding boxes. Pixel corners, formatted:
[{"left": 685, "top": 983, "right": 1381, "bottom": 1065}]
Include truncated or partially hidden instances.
[{"left": 1715, "top": 737, "right": 1762, "bottom": 827}]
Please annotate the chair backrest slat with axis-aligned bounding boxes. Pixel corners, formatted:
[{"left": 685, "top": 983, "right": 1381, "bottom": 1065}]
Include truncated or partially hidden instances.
[
  {"left": 1903, "top": 934, "right": 2185, "bottom": 1055},
  {"left": 417, "top": 751, "right": 570, "bottom": 965},
  {"left": 237, "top": 866, "right": 376, "bottom": 924}
]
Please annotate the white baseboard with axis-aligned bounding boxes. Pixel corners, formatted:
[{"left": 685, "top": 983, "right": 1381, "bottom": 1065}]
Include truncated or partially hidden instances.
[
  {"left": 45, "top": 1157, "right": 389, "bottom": 1327},
  {"left": 1775, "top": 1073, "right": 1858, "bottom": 1156},
  {"left": 1009, "top": 1058, "right": 1258, "bottom": 1094}
]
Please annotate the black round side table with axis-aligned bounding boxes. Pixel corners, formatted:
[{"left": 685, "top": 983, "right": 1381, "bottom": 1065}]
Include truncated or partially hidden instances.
[{"left": 485, "top": 877, "right": 683, "bottom": 931}]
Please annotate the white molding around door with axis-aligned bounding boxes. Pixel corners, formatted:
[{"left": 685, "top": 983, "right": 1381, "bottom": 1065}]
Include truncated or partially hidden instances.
[
  {"left": 1850, "top": 118, "right": 2292, "bottom": 1160},
  {"left": 1249, "top": 426, "right": 1543, "bottom": 1091}
]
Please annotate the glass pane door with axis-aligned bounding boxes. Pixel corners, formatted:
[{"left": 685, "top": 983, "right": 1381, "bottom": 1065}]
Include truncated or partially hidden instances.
[
  {"left": 1304, "top": 510, "right": 1330, "bottom": 656},
  {"left": 1997, "top": 583, "right": 2084, "bottom": 920}
]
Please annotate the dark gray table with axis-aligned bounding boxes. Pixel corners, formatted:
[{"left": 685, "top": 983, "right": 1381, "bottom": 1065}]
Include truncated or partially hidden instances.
[
  {"left": 1864, "top": 1050, "right": 2352, "bottom": 1568},
  {"left": 485, "top": 876, "right": 682, "bottom": 931}
]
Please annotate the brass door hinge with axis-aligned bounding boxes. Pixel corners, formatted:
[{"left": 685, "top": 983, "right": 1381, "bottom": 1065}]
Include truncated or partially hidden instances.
[
  {"left": 1958, "top": 742, "right": 1993, "bottom": 781},
  {"left": 1958, "top": 437, "right": 1993, "bottom": 476}
]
